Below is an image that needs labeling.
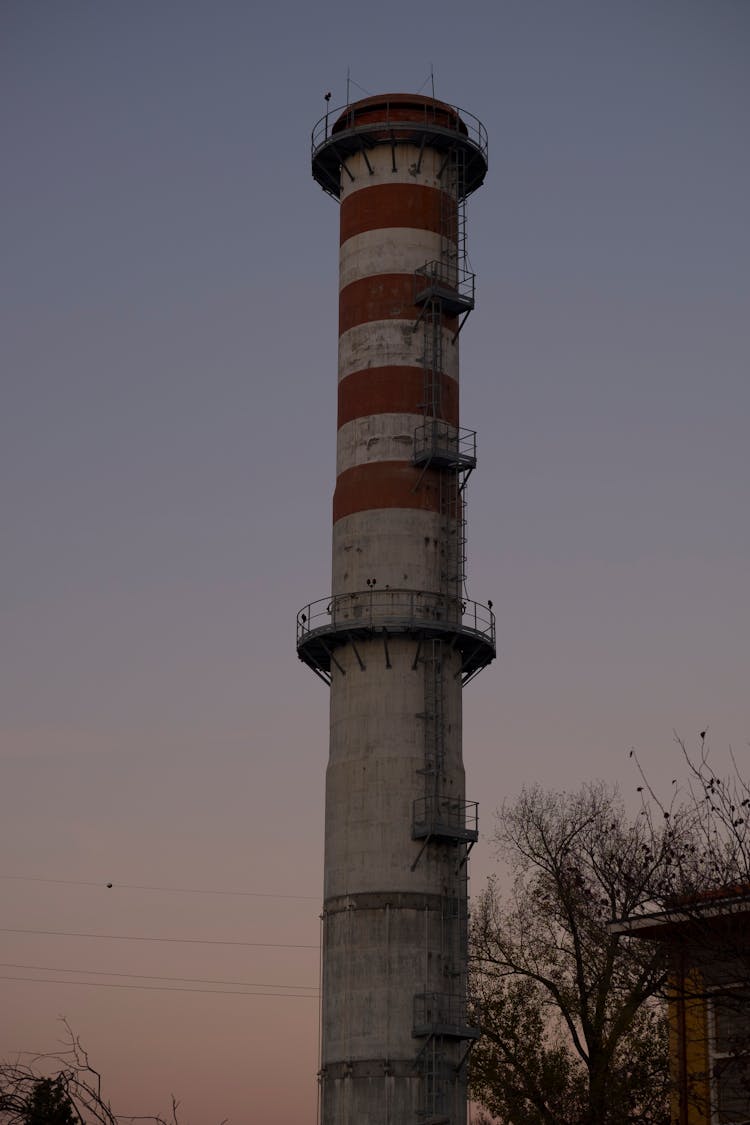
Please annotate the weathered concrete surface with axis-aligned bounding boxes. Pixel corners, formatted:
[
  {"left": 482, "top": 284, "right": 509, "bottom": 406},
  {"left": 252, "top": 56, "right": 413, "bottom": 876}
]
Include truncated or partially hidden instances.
[
  {"left": 332, "top": 509, "right": 447, "bottom": 594},
  {"left": 338, "top": 319, "right": 459, "bottom": 383},
  {"left": 336, "top": 412, "right": 422, "bottom": 474},
  {"left": 340, "top": 142, "right": 450, "bottom": 197},
  {"left": 322, "top": 638, "right": 468, "bottom": 1123},
  {"left": 325, "top": 641, "right": 463, "bottom": 899},
  {"left": 339, "top": 227, "right": 449, "bottom": 290},
  {"left": 314, "top": 94, "right": 482, "bottom": 1125}
]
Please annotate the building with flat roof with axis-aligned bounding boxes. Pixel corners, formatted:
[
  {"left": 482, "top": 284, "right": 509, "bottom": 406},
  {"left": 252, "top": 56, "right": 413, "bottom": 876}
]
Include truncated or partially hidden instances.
[{"left": 614, "top": 885, "right": 750, "bottom": 1125}]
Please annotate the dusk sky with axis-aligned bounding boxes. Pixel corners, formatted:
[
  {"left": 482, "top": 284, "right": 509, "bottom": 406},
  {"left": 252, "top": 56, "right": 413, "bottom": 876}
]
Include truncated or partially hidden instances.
[{"left": 2, "top": 2, "right": 748, "bottom": 1122}]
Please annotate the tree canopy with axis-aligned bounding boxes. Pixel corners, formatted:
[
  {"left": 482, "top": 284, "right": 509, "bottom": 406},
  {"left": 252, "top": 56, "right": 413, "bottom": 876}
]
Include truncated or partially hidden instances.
[
  {"left": 21, "top": 1078, "right": 79, "bottom": 1125},
  {"left": 470, "top": 782, "right": 678, "bottom": 1125},
  {"left": 0, "top": 1022, "right": 209, "bottom": 1125}
]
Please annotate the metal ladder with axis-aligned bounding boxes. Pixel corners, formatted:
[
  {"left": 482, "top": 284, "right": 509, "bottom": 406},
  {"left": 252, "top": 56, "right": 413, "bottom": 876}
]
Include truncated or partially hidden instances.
[
  {"left": 420, "top": 297, "right": 445, "bottom": 422},
  {"left": 416, "top": 1036, "right": 450, "bottom": 1124},
  {"left": 411, "top": 145, "right": 477, "bottom": 1125},
  {"left": 439, "top": 467, "right": 468, "bottom": 602},
  {"left": 418, "top": 639, "right": 445, "bottom": 782}
]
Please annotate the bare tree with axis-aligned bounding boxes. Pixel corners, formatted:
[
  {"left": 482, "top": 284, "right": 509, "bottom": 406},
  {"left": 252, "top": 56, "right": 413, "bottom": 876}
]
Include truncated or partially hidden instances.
[
  {"left": 631, "top": 734, "right": 750, "bottom": 900},
  {"left": 470, "top": 782, "right": 687, "bottom": 1125},
  {"left": 0, "top": 1021, "right": 226, "bottom": 1125},
  {"left": 626, "top": 736, "right": 750, "bottom": 1124}
]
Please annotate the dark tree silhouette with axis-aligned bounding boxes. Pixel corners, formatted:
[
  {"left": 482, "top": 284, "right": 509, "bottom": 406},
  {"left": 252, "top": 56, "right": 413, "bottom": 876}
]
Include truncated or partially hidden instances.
[
  {"left": 21, "top": 1078, "right": 78, "bottom": 1125},
  {"left": 469, "top": 782, "right": 687, "bottom": 1125},
  {"left": 631, "top": 735, "right": 749, "bottom": 902},
  {"left": 625, "top": 737, "right": 750, "bottom": 1124},
  {"left": 0, "top": 1020, "right": 227, "bottom": 1125}
]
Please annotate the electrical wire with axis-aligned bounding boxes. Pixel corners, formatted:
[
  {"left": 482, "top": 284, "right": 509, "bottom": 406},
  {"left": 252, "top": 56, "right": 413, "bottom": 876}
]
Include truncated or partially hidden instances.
[
  {"left": 0, "top": 962, "right": 318, "bottom": 991},
  {"left": 0, "top": 874, "right": 318, "bottom": 900},
  {"left": 0, "top": 974, "right": 318, "bottom": 998},
  {"left": 0, "top": 927, "right": 318, "bottom": 949}
]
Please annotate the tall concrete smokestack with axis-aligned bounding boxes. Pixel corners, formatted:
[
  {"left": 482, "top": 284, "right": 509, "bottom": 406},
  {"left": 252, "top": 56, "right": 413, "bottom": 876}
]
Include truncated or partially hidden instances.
[{"left": 298, "top": 93, "right": 494, "bottom": 1125}]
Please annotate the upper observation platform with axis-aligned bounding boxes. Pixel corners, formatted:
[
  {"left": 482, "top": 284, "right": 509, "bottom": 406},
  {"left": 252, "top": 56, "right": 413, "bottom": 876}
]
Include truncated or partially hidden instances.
[{"left": 311, "top": 93, "right": 488, "bottom": 201}]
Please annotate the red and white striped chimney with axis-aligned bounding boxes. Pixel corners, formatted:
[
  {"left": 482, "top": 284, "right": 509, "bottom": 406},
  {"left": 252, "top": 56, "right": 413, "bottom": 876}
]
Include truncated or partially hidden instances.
[{"left": 299, "top": 93, "right": 494, "bottom": 1125}]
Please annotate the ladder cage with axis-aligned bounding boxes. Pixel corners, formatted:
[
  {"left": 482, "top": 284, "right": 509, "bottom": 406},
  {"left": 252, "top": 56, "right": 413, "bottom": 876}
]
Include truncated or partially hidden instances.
[
  {"left": 413, "top": 992, "right": 479, "bottom": 1040},
  {"left": 413, "top": 421, "right": 477, "bottom": 472},
  {"left": 412, "top": 796, "right": 479, "bottom": 843},
  {"left": 414, "top": 260, "right": 475, "bottom": 315},
  {"left": 416, "top": 1041, "right": 451, "bottom": 1121},
  {"left": 418, "top": 638, "right": 446, "bottom": 778}
]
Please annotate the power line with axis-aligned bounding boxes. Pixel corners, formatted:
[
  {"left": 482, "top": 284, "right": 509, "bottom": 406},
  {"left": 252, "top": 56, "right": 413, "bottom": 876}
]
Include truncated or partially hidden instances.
[
  {"left": 0, "top": 874, "right": 318, "bottom": 901},
  {"left": 0, "top": 974, "right": 318, "bottom": 999},
  {"left": 0, "top": 927, "right": 318, "bottom": 949},
  {"left": 0, "top": 962, "right": 318, "bottom": 991}
]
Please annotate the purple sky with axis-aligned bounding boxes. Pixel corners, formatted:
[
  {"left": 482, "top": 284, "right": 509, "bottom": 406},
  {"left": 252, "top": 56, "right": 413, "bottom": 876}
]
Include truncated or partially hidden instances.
[{"left": 2, "top": 2, "right": 749, "bottom": 1122}]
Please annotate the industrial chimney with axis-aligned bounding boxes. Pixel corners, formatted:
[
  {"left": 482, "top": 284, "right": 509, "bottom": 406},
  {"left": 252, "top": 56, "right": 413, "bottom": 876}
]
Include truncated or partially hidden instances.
[{"left": 297, "top": 93, "right": 494, "bottom": 1125}]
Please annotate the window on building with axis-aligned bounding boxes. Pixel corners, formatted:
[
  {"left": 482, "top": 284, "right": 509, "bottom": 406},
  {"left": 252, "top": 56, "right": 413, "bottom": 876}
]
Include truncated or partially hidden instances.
[{"left": 712, "top": 987, "right": 750, "bottom": 1125}]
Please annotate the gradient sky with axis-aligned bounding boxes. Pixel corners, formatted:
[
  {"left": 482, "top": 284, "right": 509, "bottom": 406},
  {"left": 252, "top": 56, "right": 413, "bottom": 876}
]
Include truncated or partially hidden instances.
[{"left": 2, "top": 2, "right": 748, "bottom": 1122}]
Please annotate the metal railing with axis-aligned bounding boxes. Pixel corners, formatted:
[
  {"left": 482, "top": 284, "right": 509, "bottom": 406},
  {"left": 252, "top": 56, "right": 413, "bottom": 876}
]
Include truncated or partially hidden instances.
[
  {"left": 414, "top": 260, "right": 475, "bottom": 311},
  {"left": 412, "top": 797, "right": 478, "bottom": 843},
  {"left": 311, "top": 98, "right": 488, "bottom": 163},
  {"left": 413, "top": 421, "right": 477, "bottom": 470},
  {"left": 296, "top": 588, "right": 494, "bottom": 647},
  {"left": 311, "top": 98, "right": 488, "bottom": 200},
  {"left": 413, "top": 992, "right": 478, "bottom": 1039}
]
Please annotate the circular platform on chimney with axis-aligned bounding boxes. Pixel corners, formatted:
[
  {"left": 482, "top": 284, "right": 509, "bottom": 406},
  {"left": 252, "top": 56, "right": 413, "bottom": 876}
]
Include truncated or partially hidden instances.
[
  {"left": 311, "top": 93, "right": 488, "bottom": 200},
  {"left": 296, "top": 588, "right": 496, "bottom": 684}
]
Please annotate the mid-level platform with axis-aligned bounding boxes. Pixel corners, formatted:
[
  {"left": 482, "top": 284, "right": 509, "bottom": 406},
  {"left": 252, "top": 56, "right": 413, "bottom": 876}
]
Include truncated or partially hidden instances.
[{"left": 296, "top": 588, "right": 495, "bottom": 685}]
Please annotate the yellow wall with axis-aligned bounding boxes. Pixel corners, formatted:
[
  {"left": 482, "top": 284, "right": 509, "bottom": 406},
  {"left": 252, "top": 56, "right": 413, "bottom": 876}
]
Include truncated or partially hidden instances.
[{"left": 669, "top": 964, "right": 710, "bottom": 1125}]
